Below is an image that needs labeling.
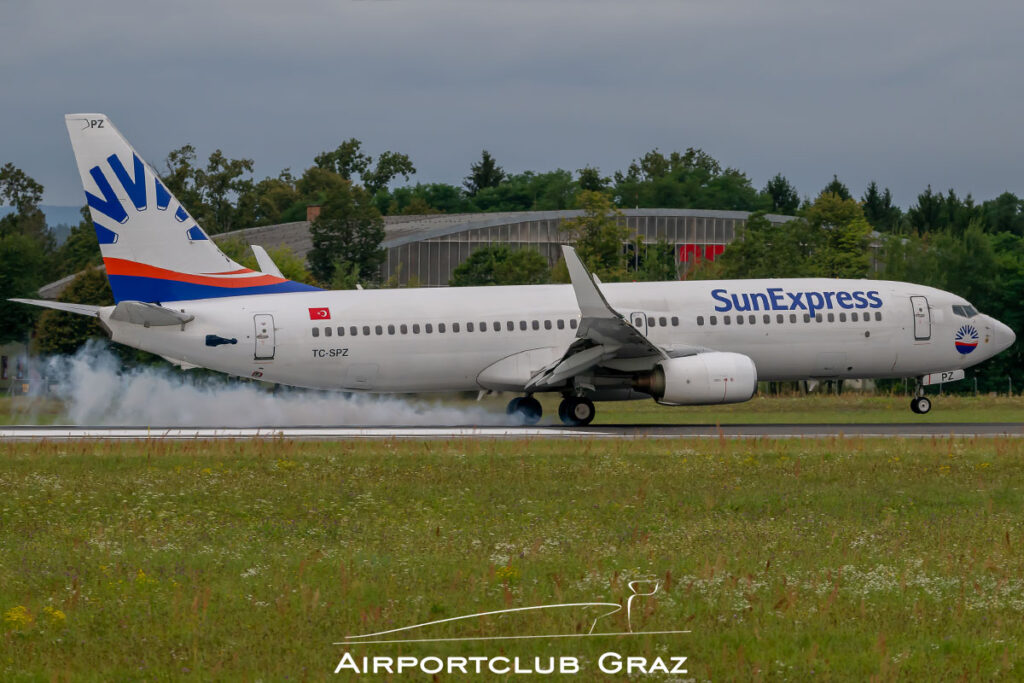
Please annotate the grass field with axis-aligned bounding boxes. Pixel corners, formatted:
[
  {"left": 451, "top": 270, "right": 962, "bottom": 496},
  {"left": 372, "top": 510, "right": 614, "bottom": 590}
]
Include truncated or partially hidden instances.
[
  {"left": 3, "top": 393, "right": 1024, "bottom": 427},
  {"left": 2, "top": 437, "right": 1023, "bottom": 680}
]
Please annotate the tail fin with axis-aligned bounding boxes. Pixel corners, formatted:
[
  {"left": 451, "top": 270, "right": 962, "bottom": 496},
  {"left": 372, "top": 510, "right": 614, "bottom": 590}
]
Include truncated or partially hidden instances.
[{"left": 66, "top": 113, "right": 317, "bottom": 303}]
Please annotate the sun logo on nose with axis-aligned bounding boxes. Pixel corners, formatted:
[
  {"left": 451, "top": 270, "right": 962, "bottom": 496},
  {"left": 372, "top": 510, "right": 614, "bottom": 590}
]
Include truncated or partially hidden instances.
[{"left": 954, "top": 324, "right": 979, "bottom": 354}]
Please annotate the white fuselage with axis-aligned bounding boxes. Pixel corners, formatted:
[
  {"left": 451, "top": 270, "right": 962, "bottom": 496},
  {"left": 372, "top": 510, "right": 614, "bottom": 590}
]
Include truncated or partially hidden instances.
[{"left": 97, "top": 278, "right": 1012, "bottom": 396}]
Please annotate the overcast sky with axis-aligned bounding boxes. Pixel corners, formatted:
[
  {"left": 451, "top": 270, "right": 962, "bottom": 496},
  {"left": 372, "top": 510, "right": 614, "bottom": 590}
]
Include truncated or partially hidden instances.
[{"left": 2, "top": 0, "right": 1022, "bottom": 208}]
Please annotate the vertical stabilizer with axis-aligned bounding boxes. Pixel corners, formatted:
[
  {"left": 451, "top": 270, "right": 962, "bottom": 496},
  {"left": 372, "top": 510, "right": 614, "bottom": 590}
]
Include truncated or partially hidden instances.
[{"left": 65, "top": 114, "right": 317, "bottom": 303}]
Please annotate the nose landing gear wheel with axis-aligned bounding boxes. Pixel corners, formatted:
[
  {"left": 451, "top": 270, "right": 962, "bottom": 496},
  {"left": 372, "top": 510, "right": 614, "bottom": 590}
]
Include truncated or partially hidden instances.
[
  {"left": 507, "top": 396, "right": 543, "bottom": 424},
  {"left": 910, "top": 396, "right": 932, "bottom": 414},
  {"left": 558, "top": 397, "right": 596, "bottom": 426}
]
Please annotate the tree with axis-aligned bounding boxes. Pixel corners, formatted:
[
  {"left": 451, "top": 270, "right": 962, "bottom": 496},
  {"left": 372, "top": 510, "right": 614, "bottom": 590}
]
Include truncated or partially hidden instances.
[
  {"left": 820, "top": 175, "right": 852, "bottom": 201},
  {"left": 763, "top": 173, "right": 800, "bottom": 214},
  {"left": 162, "top": 145, "right": 256, "bottom": 234},
  {"left": 0, "top": 163, "right": 53, "bottom": 342},
  {"left": 861, "top": 181, "right": 902, "bottom": 232},
  {"left": 0, "top": 162, "right": 44, "bottom": 214},
  {"left": 804, "top": 191, "right": 872, "bottom": 278},
  {"left": 712, "top": 213, "right": 817, "bottom": 279},
  {"left": 464, "top": 150, "right": 505, "bottom": 195},
  {"left": 315, "top": 139, "right": 416, "bottom": 195},
  {"left": 33, "top": 267, "right": 113, "bottom": 356},
  {"left": 449, "top": 245, "right": 550, "bottom": 286},
  {"left": 906, "top": 185, "right": 944, "bottom": 234},
  {"left": 577, "top": 166, "right": 609, "bottom": 193},
  {"left": 559, "top": 191, "right": 631, "bottom": 281},
  {"left": 634, "top": 238, "right": 678, "bottom": 281},
  {"left": 55, "top": 206, "right": 101, "bottom": 276},
  {"left": 308, "top": 182, "right": 385, "bottom": 284}
]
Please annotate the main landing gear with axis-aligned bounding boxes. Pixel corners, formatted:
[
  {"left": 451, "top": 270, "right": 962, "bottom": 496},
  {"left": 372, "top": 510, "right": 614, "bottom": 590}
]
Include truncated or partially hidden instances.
[
  {"left": 506, "top": 395, "right": 542, "bottom": 425},
  {"left": 558, "top": 396, "right": 595, "bottom": 427},
  {"left": 505, "top": 395, "right": 598, "bottom": 426},
  {"left": 910, "top": 378, "right": 932, "bottom": 414}
]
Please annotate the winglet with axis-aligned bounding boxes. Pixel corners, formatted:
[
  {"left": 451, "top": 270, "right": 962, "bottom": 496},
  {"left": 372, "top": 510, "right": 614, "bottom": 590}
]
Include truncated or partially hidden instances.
[{"left": 561, "top": 245, "right": 620, "bottom": 319}]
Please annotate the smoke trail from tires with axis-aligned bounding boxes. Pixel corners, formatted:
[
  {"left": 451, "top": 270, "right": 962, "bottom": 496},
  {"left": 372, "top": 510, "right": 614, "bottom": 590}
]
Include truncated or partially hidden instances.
[{"left": 45, "top": 341, "right": 514, "bottom": 427}]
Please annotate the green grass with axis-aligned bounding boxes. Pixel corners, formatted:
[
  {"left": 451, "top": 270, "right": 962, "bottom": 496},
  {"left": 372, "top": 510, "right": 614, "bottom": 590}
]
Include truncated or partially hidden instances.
[{"left": 2, "top": 437, "right": 1023, "bottom": 680}]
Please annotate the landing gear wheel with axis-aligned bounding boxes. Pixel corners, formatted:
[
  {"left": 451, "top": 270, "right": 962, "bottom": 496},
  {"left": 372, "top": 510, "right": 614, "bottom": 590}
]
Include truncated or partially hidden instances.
[
  {"left": 507, "top": 396, "right": 542, "bottom": 425},
  {"left": 911, "top": 396, "right": 931, "bottom": 414},
  {"left": 558, "top": 397, "right": 596, "bottom": 426}
]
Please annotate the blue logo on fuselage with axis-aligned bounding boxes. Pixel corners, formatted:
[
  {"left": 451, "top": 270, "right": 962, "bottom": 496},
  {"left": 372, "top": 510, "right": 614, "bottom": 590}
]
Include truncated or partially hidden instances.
[{"left": 711, "top": 287, "right": 883, "bottom": 318}]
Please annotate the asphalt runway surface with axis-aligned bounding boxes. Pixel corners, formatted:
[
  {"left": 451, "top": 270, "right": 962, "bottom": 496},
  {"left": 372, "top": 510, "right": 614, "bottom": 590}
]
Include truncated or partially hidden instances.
[{"left": 1, "top": 423, "right": 1022, "bottom": 441}]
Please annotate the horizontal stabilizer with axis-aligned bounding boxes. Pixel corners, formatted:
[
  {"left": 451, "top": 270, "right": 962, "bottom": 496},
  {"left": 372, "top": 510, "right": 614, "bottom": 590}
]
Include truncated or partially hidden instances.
[
  {"left": 109, "top": 301, "right": 194, "bottom": 326},
  {"left": 251, "top": 245, "right": 284, "bottom": 278},
  {"left": 9, "top": 298, "right": 101, "bottom": 317}
]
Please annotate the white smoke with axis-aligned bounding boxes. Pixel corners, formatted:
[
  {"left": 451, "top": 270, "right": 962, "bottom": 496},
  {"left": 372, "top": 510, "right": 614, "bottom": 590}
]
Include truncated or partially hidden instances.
[{"left": 45, "top": 342, "right": 515, "bottom": 427}]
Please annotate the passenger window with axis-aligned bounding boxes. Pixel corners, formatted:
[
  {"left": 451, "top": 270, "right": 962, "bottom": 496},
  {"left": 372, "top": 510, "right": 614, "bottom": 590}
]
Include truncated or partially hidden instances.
[
  {"left": 425, "top": 323, "right": 433, "bottom": 333},
  {"left": 312, "top": 327, "right": 320, "bottom": 338},
  {"left": 520, "top": 321, "right": 527, "bottom": 330},
  {"left": 400, "top": 324, "right": 408, "bottom": 334},
  {"left": 557, "top": 319, "right": 565, "bottom": 330},
  {"left": 387, "top": 324, "right": 395, "bottom": 335},
  {"left": 789, "top": 314, "right": 796, "bottom": 323},
  {"left": 659, "top": 316, "right": 667, "bottom": 327},
  {"left": 452, "top": 322, "right": 460, "bottom": 333},
  {"left": 875, "top": 312, "right": 882, "bottom": 321},
  {"left": 466, "top": 322, "right": 474, "bottom": 332},
  {"left": 363, "top": 325, "right": 371, "bottom": 335},
  {"left": 815, "top": 314, "right": 823, "bottom": 323},
  {"left": 697, "top": 316, "right": 705, "bottom": 326},
  {"left": 480, "top": 322, "right": 487, "bottom": 332},
  {"left": 827, "top": 313, "right": 834, "bottom": 323},
  {"left": 710, "top": 315, "right": 717, "bottom": 325},
  {"left": 338, "top": 326, "right": 345, "bottom": 336},
  {"left": 506, "top": 321, "right": 513, "bottom": 331},
  {"left": 350, "top": 326, "right": 358, "bottom": 336},
  {"left": 570, "top": 319, "right": 578, "bottom": 329},
  {"left": 839, "top": 313, "right": 846, "bottom": 322},
  {"left": 851, "top": 312, "right": 858, "bottom": 322},
  {"left": 671, "top": 316, "right": 679, "bottom": 326},
  {"left": 326, "top": 327, "right": 334, "bottom": 337},
  {"left": 375, "top": 325, "right": 383, "bottom": 335},
  {"left": 724, "top": 315, "right": 731, "bottom": 325},
  {"left": 634, "top": 316, "right": 643, "bottom": 327},
  {"left": 749, "top": 315, "right": 755, "bottom": 324},
  {"left": 439, "top": 323, "right": 446, "bottom": 333},
  {"left": 737, "top": 315, "right": 744, "bottom": 325},
  {"left": 764, "top": 314, "right": 770, "bottom": 324},
  {"left": 413, "top": 324, "right": 420, "bottom": 334},
  {"left": 544, "top": 320, "right": 552, "bottom": 330},
  {"left": 803, "top": 314, "right": 810, "bottom": 323},
  {"left": 532, "top": 320, "right": 539, "bottom": 330},
  {"left": 777, "top": 314, "right": 784, "bottom": 324},
  {"left": 647, "top": 316, "right": 655, "bottom": 327}
]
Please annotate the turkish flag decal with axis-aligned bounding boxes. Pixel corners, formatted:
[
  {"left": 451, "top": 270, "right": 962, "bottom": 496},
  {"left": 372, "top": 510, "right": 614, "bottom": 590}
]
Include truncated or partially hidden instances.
[{"left": 308, "top": 307, "right": 331, "bottom": 320}]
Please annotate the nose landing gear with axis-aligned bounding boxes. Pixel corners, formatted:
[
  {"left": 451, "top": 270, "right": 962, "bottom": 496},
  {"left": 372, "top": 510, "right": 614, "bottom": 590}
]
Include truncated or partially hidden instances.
[{"left": 909, "top": 378, "right": 932, "bottom": 414}]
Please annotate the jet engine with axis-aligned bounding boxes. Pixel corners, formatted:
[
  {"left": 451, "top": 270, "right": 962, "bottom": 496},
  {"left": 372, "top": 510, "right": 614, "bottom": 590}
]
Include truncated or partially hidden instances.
[{"left": 634, "top": 352, "right": 757, "bottom": 405}]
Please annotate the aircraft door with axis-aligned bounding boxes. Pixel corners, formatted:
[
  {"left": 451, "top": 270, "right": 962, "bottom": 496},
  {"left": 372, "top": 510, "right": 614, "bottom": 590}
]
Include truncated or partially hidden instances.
[
  {"left": 910, "top": 296, "right": 931, "bottom": 341},
  {"left": 630, "top": 312, "right": 648, "bottom": 336},
  {"left": 254, "top": 314, "right": 275, "bottom": 360}
]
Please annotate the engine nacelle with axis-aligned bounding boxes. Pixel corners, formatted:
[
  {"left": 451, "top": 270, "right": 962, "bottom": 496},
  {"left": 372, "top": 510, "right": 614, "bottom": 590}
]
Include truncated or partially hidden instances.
[{"left": 635, "top": 352, "right": 758, "bottom": 406}]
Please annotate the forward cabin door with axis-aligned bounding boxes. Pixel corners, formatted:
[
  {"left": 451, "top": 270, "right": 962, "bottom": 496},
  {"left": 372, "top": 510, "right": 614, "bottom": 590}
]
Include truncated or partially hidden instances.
[
  {"left": 910, "top": 296, "right": 931, "bottom": 341},
  {"left": 254, "top": 314, "right": 276, "bottom": 360}
]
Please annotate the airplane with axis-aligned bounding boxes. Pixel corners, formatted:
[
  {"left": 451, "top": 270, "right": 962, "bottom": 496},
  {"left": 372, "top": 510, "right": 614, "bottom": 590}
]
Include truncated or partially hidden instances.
[{"left": 12, "top": 114, "right": 1017, "bottom": 425}]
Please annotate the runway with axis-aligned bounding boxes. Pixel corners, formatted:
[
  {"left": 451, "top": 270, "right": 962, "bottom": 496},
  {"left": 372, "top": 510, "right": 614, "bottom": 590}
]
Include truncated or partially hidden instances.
[{"left": 1, "top": 423, "right": 1022, "bottom": 441}]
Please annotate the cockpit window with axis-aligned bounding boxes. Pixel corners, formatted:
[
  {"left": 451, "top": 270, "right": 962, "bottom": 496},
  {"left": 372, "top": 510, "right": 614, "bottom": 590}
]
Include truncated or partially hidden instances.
[{"left": 952, "top": 304, "right": 979, "bottom": 318}]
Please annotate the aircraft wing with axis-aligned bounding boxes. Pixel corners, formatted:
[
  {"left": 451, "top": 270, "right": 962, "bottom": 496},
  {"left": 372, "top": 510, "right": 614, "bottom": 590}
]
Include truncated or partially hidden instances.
[{"left": 524, "top": 246, "right": 670, "bottom": 391}]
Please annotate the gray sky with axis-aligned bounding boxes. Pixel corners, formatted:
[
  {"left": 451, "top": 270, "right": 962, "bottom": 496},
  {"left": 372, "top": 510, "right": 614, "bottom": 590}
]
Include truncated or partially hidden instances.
[{"left": 3, "top": 0, "right": 1022, "bottom": 208}]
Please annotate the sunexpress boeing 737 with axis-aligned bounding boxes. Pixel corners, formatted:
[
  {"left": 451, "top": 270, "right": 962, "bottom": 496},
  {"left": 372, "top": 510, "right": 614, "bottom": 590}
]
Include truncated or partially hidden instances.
[{"left": 13, "top": 114, "right": 1017, "bottom": 425}]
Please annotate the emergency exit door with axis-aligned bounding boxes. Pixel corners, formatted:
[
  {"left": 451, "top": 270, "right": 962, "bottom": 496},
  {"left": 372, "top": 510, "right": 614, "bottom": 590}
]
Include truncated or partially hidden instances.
[
  {"left": 254, "top": 314, "right": 275, "bottom": 359},
  {"left": 910, "top": 296, "right": 931, "bottom": 341}
]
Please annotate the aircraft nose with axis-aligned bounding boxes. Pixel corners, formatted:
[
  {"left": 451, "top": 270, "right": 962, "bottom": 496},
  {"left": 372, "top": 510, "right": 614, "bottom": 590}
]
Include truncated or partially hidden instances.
[{"left": 991, "top": 318, "right": 1016, "bottom": 353}]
